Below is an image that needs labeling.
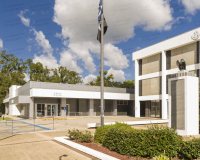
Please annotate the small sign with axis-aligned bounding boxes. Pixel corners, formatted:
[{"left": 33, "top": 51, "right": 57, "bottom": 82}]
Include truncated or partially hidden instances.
[
  {"left": 53, "top": 107, "right": 55, "bottom": 112},
  {"left": 64, "top": 107, "right": 66, "bottom": 111},
  {"left": 191, "top": 31, "right": 200, "bottom": 40},
  {"left": 53, "top": 92, "right": 62, "bottom": 96}
]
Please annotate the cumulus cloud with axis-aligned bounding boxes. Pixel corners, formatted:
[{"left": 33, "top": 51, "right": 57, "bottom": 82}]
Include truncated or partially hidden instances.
[
  {"left": 18, "top": 10, "right": 58, "bottom": 69},
  {"left": 0, "top": 39, "right": 3, "bottom": 48},
  {"left": 104, "top": 44, "right": 129, "bottom": 70},
  {"left": 32, "top": 29, "right": 53, "bottom": 54},
  {"left": 24, "top": 73, "right": 30, "bottom": 82},
  {"left": 180, "top": 0, "right": 200, "bottom": 15},
  {"left": 53, "top": 0, "right": 173, "bottom": 44},
  {"left": 18, "top": 10, "right": 30, "bottom": 27},
  {"left": 53, "top": 0, "right": 174, "bottom": 73},
  {"left": 107, "top": 68, "right": 125, "bottom": 82},
  {"left": 68, "top": 42, "right": 96, "bottom": 72},
  {"left": 59, "top": 50, "right": 83, "bottom": 73},
  {"left": 83, "top": 74, "right": 96, "bottom": 84},
  {"left": 31, "top": 29, "right": 58, "bottom": 69}
]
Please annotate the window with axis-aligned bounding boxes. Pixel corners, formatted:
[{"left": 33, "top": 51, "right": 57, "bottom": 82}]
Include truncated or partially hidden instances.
[
  {"left": 37, "top": 104, "right": 45, "bottom": 117},
  {"left": 117, "top": 101, "right": 128, "bottom": 105}
]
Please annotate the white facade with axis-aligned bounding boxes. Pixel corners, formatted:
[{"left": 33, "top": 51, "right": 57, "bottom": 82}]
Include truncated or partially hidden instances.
[
  {"left": 3, "top": 81, "right": 135, "bottom": 118},
  {"left": 132, "top": 27, "right": 200, "bottom": 119},
  {"left": 168, "top": 75, "right": 199, "bottom": 135}
]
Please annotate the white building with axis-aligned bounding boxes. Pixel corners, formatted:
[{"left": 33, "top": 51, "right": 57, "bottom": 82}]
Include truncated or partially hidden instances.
[
  {"left": 4, "top": 28, "right": 200, "bottom": 120},
  {"left": 132, "top": 27, "right": 200, "bottom": 119},
  {"left": 3, "top": 81, "right": 134, "bottom": 118}
]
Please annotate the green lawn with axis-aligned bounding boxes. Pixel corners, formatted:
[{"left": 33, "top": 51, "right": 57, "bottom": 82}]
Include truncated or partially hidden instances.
[{"left": 0, "top": 117, "right": 13, "bottom": 121}]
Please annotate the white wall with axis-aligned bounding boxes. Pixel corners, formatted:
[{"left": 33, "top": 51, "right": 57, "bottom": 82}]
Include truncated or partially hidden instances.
[
  {"left": 30, "top": 88, "right": 133, "bottom": 100},
  {"left": 132, "top": 27, "right": 200, "bottom": 60},
  {"left": 9, "top": 104, "right": 20, "bottom": 116}
]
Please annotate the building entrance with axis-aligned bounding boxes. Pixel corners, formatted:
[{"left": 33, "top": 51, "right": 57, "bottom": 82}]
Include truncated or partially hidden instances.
[
  {"left": 47, "top": 104, "right": 57, "bottom": 116},
  {"left": 150, "top": 100, "right": 161, "bottom": 118},
  {"left": 140, "top": 100, "right": 161, "bottom": 118},
  {"left": 66, "top": 104, "right": 70, "bottom": 116}
]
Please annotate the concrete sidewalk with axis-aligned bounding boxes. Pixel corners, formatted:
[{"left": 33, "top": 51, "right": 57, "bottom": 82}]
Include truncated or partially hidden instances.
[{"left": 0, "top": 131, "right": 91, "bottom": 160}]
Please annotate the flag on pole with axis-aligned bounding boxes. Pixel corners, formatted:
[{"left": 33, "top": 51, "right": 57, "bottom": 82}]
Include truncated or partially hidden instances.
[{"left": 97, "top": 0, "right": 108, "bottom": 43}]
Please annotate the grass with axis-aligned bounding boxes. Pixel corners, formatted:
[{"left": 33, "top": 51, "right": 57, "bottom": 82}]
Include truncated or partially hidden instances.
[{"left": 0, "top": 117, "right": 13, "bottom": 121}]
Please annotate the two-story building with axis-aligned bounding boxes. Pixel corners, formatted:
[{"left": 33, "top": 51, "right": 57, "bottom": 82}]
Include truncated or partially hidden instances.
[{"left": 132, "top": 27, "right": 200, "bottom": 119}]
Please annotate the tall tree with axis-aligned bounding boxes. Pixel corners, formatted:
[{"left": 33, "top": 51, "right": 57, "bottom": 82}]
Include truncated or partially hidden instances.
[
  {"left": 0, "top": 50, "right": 28, "bottom": 113},
  {"left": 121, "top": 79, "right": 135, "bottom": 89},
  {"left": 88, "top": 70, "right": 135, "bottom": 89},
  {"left": 30, "top": 62, "right": 51, "bottom": 82},
  {"left": 88, "top": 70, "right": 114, "bottom": 87},
  {"left": 51, "top": 66, "right": 83, "bottom": 84}
]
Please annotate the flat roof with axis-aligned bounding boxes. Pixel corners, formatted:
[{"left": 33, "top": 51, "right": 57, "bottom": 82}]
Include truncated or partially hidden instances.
[
  {"left": 18, "top": 81, "right": 135, "bottom": 94},
  {"left": 132, "top": 27, "right": 200, "bottom": 60}
]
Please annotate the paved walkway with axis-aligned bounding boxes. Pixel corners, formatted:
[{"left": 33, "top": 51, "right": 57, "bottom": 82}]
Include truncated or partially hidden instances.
[{"left": 0, "top": 131, "right": 91, "bottom": 160}]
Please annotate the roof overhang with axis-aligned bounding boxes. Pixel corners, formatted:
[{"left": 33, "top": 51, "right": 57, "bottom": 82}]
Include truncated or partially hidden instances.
[{"left": 30, "top": 88, "right": 135, "bottom": 100}]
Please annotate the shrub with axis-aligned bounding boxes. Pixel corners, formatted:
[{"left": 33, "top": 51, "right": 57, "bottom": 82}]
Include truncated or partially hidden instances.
[
  {"left": 95, "top": 123, "right": 182, "bottom": 159},
  {"left": 94, "top": 122, "right": 133, "bottom": 144},
  {"left": 68, "top": 129, "right": 82, "bottom": 140},
  {"left": 68, "top": 129, "right": 93, "bottom": 143},
  {"left": 177, "top": 137, "right": 200, "bottom": 160}
]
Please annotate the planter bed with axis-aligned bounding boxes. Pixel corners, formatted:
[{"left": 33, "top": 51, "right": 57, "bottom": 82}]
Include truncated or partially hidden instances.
[{"left": 67, "top": 138, "right": 181, "bottom": 160}]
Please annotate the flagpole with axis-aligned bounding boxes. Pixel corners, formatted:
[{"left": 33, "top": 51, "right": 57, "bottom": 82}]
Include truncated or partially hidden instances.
[{"left": 100, "top": 0, "right": 104, "bottom": 127}]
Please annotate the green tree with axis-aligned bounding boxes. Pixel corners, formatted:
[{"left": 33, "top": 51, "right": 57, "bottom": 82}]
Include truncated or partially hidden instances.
[
  {"left": 0, "top": 50, "right": 28, "bottom": 113},
  {"left": 88, "top": 70, "right": 135, "bottom": 89},
  {"left": 121, "top": 79, "right": 135, "bottom": 89},
  {"left": 88, "top": 70, "right": 114, "bottom": 87},
  {"left": 30, "top": 62, "right": 51, "bottom": 82},
  {"left": 51, "top": 66, "right": 83, "bottom": 84}
]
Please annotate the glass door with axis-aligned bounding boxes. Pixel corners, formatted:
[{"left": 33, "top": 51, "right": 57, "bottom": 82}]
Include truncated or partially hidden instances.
[
  {"left": 52, "top": 105, "right": 56, "bottom": 116},
  {"left": 150, "top": 100, "right": 161, "bottom": 118},
  {"left": 47, "top": 105, "right": 51, "bottom": 116},
  {"left": 66, "top": 104, "right": 69, "bottom": 116}
]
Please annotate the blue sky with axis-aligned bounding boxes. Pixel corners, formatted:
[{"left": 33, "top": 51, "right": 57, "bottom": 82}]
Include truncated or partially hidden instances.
[{"left": 0, "top": 0, "right": 200, "bottom": 83}]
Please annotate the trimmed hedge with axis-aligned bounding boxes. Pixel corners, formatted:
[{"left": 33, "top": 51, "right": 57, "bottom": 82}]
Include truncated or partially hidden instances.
[
  {"left": 101, "top": 125, "right": 182, "bottom": 158},
  {"left": 94, "top": 122, "right": 133, "bottom": 144},
  {"left": 94, "top": 123, "right": 200, "bottom": 159},
  {"left": 177, "top": 138, "right": 200, "bottom": 160}
]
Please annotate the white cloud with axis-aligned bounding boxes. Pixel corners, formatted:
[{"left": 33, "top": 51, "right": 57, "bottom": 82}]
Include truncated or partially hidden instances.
[
  {"left": 107, "top": 68, "right": 125, "bottom": 82},
  {"left": 104, "top": 44, "right": 129, "bottom": 70},
  {"left": 59, "top": 50, "right": 83, "bottom": 73},
  {"left": 83, "top": 74, "right": 96, "bottom": 84},
  {"left": 53, "top": 0, "right": 173, "bottom": 44},
  {"left": 68, "top": 42, "right": 96, "bottom": 73},
  {"left": 33, "top": 54, "right": 58, "bottom": 69},
  {"left": 18, "top": 10, "right": 58, "bottom": 69},
  {"left": 18, "top": 10, "right": 30, "bottom": 27},
  {"left": 0, "top": 39, "right": 3, "bottom": 48},
  {"left": 24, "top": 73, "right": 30, "bottom": 82},
  {"left": 32, "top": 29, "right": 53, "bottom": 54},
  {"left": 180, "top": 0, "right": 200, "bottom": 15},
  {"left": 31, "top": 29, "right": 58, "bottom": 69},
  {"left": 53, "top": 0, "right": 174, "bottom": 73}
]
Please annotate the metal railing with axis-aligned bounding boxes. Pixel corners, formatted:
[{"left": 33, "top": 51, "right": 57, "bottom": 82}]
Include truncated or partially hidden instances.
[{"left": 0, "top": 117, "right": 55, "bottom": 135}]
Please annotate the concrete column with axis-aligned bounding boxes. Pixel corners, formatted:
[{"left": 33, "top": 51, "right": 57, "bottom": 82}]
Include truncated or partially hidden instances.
[
  {"left": 29, "top": 97, "right": 34, "bottom": 119},
  {"left": 89, "top": 99, "right": 94, "bottom": 116},
  {"left": 60, "top": 98, "right": 66, "bottom": 117},
  {"left": 112, "top": 100, "right": 117, "bottom": 116},
  {"left": 162, "top": 50, "right": 168, "bottom": 119},
  {"left": 135, "top": 59, "right": 140, "bottom": 117},
  {"left": 5, "top": 103, "right": 8, "bottom": 115}
]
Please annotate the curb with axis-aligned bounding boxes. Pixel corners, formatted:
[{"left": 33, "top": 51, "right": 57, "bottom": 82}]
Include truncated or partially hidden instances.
[{"left": 54, "top": 136, "right": 119, "bottom": 160}]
